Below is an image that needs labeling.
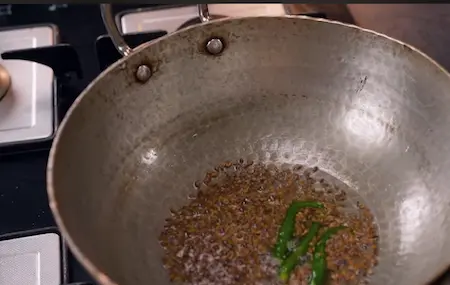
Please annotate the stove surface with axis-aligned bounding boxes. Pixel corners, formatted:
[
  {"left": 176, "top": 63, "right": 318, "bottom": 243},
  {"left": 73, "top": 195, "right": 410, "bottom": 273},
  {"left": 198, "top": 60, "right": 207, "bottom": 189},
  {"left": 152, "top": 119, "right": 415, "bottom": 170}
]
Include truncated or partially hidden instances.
[{"left": 0, "top": 4, "right": 158, "bottom": 284}]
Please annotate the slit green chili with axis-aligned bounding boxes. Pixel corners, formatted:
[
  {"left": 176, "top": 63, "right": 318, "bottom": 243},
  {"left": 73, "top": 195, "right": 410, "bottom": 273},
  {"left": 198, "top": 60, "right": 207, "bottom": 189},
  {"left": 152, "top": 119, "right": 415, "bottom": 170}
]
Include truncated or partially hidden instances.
[
  {"left": 287, "top": 236, "right": 304, "bottom": 253},
  {"left": 309, "top": 226, "right": 347, "bottom": 285},
  {"left": 279, "top": 222, "right": 321, "bottom": 282},
  {"left": 273, "top": 201, "right": 324, "bottom": 260}
]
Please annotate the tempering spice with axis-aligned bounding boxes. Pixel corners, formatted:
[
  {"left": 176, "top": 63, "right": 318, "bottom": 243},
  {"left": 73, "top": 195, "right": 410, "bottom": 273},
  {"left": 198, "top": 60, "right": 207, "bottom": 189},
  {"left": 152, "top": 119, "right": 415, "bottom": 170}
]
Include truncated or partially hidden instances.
[{"left": 158, "top": 160, "right": 379, "bottom": 285}]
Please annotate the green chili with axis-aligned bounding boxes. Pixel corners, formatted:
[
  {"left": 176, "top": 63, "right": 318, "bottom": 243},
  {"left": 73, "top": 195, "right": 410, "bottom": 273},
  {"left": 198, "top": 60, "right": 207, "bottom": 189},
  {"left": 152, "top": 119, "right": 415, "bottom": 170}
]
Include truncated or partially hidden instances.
[
  {"left": 273, "top": 201, "right": 324, "bottom": 260},
  {"left": 309, "top": 226, "right": 347, "bottom": 285},
  {"left": 279, "top": 222, "right": 321, "bottom": 282}
]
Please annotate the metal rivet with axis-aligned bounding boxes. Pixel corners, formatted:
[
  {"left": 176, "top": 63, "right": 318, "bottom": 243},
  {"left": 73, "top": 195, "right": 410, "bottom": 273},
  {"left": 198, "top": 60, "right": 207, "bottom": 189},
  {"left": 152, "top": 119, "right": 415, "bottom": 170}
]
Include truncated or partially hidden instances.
[
  {"left": 135, "top": 64, "right": 152, "bottom": 82},
  {"left": 206, "top": 38, "right": 224, "bottom": 55}
]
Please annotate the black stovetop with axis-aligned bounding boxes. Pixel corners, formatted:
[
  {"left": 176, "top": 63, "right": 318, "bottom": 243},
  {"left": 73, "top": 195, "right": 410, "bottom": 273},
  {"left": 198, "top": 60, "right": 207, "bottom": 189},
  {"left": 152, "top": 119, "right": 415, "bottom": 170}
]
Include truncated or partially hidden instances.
[{"left": 0, "top": 4, "right": 166, "bottom": 284}]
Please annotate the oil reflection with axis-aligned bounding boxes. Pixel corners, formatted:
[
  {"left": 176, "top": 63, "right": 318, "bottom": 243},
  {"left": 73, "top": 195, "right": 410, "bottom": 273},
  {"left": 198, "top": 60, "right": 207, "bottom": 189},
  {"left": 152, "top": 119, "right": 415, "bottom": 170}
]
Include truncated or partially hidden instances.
[
  {"left": 343, "top": 96, "right": 392, "bottom": 147},
  {"left": 398, "top": 178, "right": 431, "bottom": 255},
  {"left": 141, "top": 148, "right": 158, "bottom": 165}
]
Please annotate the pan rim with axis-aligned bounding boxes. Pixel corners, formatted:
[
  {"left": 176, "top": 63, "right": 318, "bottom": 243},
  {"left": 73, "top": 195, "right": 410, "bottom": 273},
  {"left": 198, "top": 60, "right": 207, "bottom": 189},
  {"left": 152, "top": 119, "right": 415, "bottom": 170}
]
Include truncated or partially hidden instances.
[{"left": 46, "top": 15, "right": 450, "bottom": 285}]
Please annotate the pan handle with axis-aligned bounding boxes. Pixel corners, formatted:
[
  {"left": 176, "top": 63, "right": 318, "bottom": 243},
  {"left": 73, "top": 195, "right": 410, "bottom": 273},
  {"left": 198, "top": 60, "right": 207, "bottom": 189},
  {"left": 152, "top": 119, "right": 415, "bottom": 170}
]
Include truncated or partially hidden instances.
[
  {"left": 198, "top": 4, "right": 211, "bottom": 23},
  {"left": 100, "top": 4, "right": 132, "bottom": 57},
  {"left": 100, "top": 4, "right": 212, "bottom": 58}
]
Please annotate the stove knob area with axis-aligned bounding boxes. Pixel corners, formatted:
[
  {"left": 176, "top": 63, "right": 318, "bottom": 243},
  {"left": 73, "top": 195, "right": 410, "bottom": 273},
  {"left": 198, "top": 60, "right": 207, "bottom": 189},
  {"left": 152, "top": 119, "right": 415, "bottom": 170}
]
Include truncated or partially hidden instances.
[{"left": 0, "top": 64, "right": 11, "bottom": 101}]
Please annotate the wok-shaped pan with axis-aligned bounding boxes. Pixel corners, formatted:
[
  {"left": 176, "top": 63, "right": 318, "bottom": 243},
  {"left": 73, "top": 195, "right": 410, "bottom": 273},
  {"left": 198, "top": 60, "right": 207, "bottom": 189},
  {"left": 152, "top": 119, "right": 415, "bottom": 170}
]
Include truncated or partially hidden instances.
[{"left": 47, "top": 4, "right": 450, "bottom": 285}]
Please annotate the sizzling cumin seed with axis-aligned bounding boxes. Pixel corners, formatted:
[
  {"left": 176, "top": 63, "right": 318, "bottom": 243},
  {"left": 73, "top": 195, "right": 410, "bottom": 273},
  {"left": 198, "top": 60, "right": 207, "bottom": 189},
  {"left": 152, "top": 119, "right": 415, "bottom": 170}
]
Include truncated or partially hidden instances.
[{"left": 159, "top": 161, "right": 379, "bottom": 285}]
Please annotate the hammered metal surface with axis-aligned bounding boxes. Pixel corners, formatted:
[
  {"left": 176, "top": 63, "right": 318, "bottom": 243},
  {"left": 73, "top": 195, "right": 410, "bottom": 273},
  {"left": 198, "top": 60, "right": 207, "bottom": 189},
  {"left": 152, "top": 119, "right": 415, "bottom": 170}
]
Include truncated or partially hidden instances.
[{"left": 48, "top": 16, "right": 450, "bottom": 285}]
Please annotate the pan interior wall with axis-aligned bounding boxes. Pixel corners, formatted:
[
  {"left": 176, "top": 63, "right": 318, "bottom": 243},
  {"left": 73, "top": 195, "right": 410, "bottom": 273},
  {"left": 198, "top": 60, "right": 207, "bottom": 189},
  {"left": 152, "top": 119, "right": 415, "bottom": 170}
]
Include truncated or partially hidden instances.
[{"left": 51, "top": 17, "right": 450, "bottom": 285}]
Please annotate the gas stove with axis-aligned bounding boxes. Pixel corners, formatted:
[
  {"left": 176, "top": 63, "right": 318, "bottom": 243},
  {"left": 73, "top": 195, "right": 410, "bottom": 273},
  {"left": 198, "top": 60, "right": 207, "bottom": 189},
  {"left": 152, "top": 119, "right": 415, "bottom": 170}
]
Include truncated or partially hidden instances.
[
  {"left": 0, "top": 4, "right": 448, "bottom": 285},
  {"left": 0, "top": 4, "right": 295, "bottom": 284}
]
